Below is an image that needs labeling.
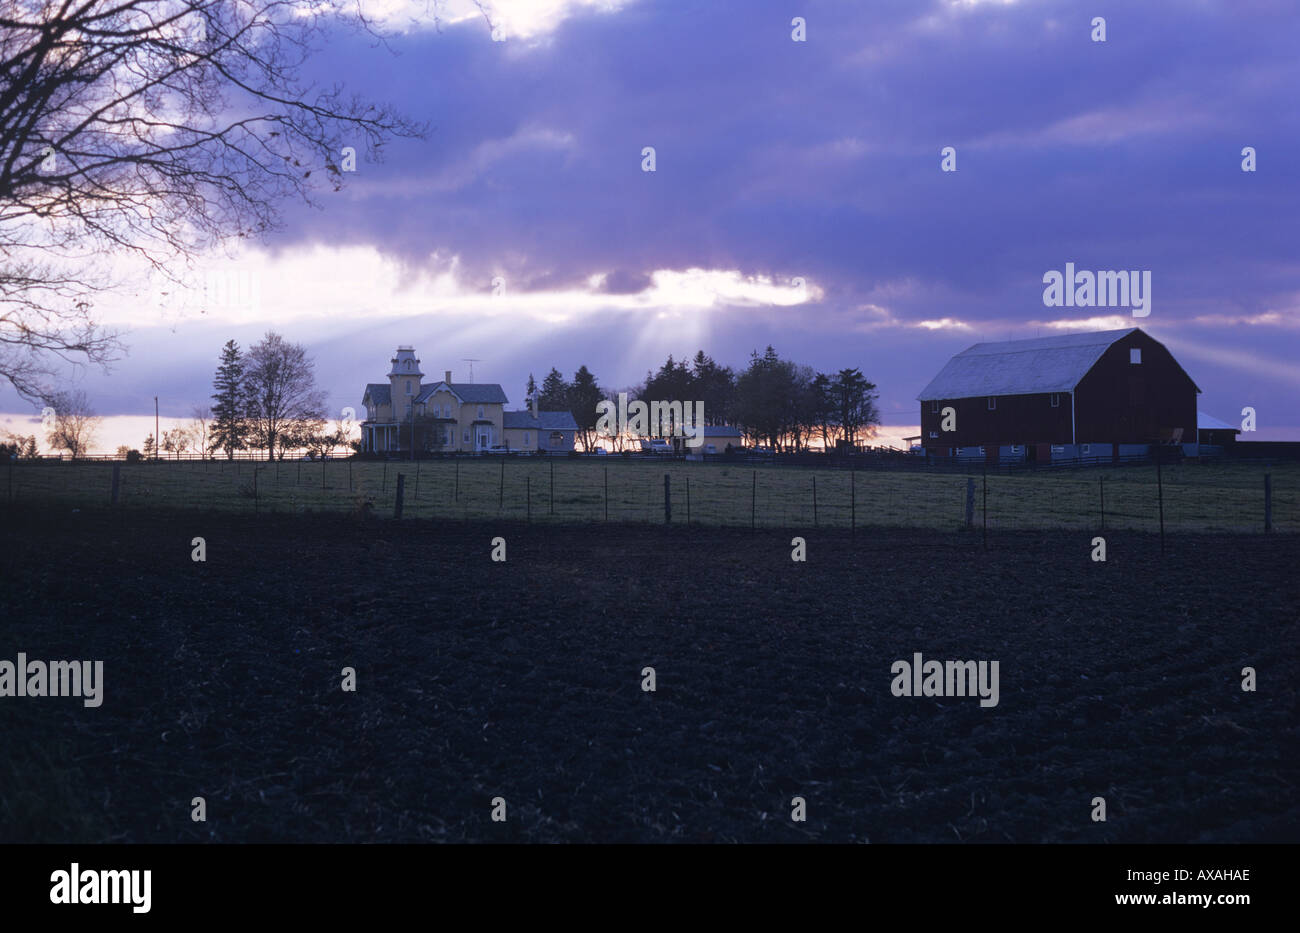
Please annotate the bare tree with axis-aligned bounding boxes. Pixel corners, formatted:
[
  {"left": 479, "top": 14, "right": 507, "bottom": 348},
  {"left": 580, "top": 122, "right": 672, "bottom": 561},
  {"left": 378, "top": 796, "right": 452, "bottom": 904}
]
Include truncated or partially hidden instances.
[
  {"left": 42, "top": 388, "right": 100, "bottom": 458},
  {"left": 244, "top": 331, "right": 325, "bottom": 460},
  {"left": 189, "top": 404, "right": 212, "bottom": 457},
  {"left": 0, "top": 0, "right": 424, "bottom": 400}
]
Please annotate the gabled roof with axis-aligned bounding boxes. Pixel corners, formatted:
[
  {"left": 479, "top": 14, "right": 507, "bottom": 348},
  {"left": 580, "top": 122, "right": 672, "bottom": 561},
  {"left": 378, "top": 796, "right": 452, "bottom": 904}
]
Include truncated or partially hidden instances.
[
  {"left": 504, "top": 410, "right": 579, "bottom": 430},
  {"left": 1198, "top": 411, "right": 1240, "bottom": 433},
  {"left": 363, "top": 383, "right": 391, "bottom": 406},
  {"left": 917, "top": 328, "right": 1140, "bottom": 401},
  {"left": 415, "top": 382, "right": 509, "bottom": 405}
]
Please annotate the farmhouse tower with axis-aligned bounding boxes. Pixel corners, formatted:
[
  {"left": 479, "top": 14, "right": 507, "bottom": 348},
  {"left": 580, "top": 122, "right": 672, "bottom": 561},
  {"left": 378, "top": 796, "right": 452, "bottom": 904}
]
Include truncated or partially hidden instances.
[{"left": 389, "top": 347, "right": 423, "bottom": 421}]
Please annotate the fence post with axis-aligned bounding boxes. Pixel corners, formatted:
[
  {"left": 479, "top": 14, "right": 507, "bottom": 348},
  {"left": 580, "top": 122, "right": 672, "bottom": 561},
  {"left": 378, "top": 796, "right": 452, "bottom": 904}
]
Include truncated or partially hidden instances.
[
  {"left": 550, "top": 460, "right": 555, "bottom": 516},
  {"left": 850, "top": 471, "right": 856, "bottom": 539},
  {"left": 383, "top": 460, "right": 387, "bottom": 493},
  {"left": 982, "top": 468, "right": 988, "bottom": 549},
  {"left": 349, "top": 459, "right": 353, "bottom": 493},
  {"left": 253, "top": 466, "right": 258, "bottom": 515},
  {"left": 454, "top": 459, "right": 459, "bottom": 502},
  {"left": 1155, "top": 445, "right": 1165, "bottom": 554},
  {"left": 751, "top": 470, "right": 757, "bottom": 530},
  {"left": 498, "top": 459, "right": 504, "bottom": 510},
  {"left": 604, "top": 465, "right": 609, "bottom": 522},
  {"left": 664, "top": 474, "right": 671, "bottom": 524},
  {"left": 812, "top": 475, "right": 818, "bottom": 528},
  {"left": 686, "top": 475, "right": 691, "bottom": 525},
  {"left": 414, "top": 460, "right": 420, "bottom": 518},
  {"left": 111, "top": 463, "right": 121, "bottom": 506},
  {"left": 1264, "top": 473, "right": 1272, "bottom": 532},
  {"left": 394, "top": 473, "right": 405, "bottom": 519},
  {"left": 322, "top": 457, "right": 326, "bottom": 491},
  {"left": 297, "top": 459, "right": 301, "bottom": 485},
  {"left": 965, "top": 476, "right": 975, "bottom": 529},
  {"left": 527, "top": 476, "right": 531, "bottom": 523},
  {"left": 8, "top": 456, "right": 13, "bottom": 507}
]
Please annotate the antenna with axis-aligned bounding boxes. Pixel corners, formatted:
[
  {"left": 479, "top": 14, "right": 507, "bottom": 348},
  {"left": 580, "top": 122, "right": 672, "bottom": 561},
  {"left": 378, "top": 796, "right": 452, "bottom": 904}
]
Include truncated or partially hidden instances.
[{"left": 461, "top": 358, "right": 482, "bottom": 383}]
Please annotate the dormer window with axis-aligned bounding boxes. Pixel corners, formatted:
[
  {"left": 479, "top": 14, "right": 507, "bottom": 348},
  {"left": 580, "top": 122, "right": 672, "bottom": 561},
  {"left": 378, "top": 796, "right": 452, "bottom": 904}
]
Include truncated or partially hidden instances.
[{"left": 405, "top": 360, "right": 412, "bottom": 371}]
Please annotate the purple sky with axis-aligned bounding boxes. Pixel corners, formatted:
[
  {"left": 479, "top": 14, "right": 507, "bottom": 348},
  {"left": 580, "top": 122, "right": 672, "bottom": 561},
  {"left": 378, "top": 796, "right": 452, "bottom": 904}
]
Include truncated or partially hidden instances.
[{"left": 4, "top": 0, "right": 1298, "bottom": 446}]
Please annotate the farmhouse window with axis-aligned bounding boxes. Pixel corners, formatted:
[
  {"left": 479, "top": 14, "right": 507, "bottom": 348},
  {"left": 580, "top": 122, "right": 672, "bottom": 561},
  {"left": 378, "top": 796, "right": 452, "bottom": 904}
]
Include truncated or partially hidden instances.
[
  {"left": 478, "top": 406, "right": 484, "bottom": 419},
  {"left": 464, "top": 430, "right": 470, "bottom": 442},
  {"left": 930, "top": 400, "right": 939, "bottom": 413},
  {"left": 524, "top": 432, "right": 530, "bottom": 446},
  {"left": 987, "top": 397, "right": 996, "bottom": 410},
  {"left": 1130, "top": 348, "right": 1142, "bottom": 364},
  {"left": 1050, "top": 393, "right": 1060, "bottom": 408},
  {"left": 406, "top": 380, "right": 412, "bottom": 395}
]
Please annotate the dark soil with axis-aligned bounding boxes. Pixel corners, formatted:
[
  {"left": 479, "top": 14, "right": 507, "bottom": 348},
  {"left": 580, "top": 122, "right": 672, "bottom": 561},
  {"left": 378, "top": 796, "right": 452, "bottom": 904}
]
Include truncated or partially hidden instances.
[{"left": 1, "top": 506, "right": 1296, "bottom": 843}]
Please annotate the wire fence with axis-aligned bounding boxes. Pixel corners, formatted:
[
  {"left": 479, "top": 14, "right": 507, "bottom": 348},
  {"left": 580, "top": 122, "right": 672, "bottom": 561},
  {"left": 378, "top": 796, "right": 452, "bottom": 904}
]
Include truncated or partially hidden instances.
[{"left": 4, "top": 456, "right": 1296, "bottom": 534}]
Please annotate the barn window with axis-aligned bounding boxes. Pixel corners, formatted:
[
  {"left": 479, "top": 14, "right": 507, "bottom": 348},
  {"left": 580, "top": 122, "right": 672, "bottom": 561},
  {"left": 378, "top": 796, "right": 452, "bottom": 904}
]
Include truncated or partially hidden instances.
[
  {"left": 929, "top": 431, "right": 939, "bottom": 439},
  {"left": 1050, "top": 393, "right": 1060, "bottom": 408},
  {"left": 1082, "top": 444, "right": 1092, "bottom": 455},
  {"left": 1130, "top": 348, "right": 1141, "bottom": 364},
  {"left": 929, "top": 400, "right": 939, "bottom": 413},
  {"left": 987, "top": 397, "right": 996, "bottom": 410},
  {"left": 1010, "top": 445, "right": 1020, "bottom": 453}
]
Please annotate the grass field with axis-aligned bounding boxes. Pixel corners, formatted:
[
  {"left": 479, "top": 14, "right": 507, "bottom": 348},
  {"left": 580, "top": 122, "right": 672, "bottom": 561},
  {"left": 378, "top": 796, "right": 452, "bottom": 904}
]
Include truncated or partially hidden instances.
[{"left": 4, "top": 456, "right": 1297, "bottom": 533}]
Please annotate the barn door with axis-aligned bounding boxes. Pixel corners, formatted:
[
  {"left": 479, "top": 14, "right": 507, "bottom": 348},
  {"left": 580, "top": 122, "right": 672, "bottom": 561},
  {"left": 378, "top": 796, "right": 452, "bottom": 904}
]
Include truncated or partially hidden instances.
[{"left": 985, "top": 445, "right": 999, "bottom": 465}]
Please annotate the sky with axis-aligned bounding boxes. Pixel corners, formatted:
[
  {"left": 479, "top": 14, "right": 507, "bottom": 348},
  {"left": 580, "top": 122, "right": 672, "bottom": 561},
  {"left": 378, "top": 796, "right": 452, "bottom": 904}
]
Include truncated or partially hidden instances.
[{"left": 3, "top": 0, "right": 1298, "bottom": 451}]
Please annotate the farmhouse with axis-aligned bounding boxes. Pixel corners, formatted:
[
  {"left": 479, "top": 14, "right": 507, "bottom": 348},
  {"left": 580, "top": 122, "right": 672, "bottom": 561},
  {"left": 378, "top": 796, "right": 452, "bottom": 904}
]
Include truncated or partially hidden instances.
[
  {"left": 360, "top": 347, "right": 575, "bottom": 454},
  {"left": 916, "top": 328, "right": 1199, "bottom": 463}
]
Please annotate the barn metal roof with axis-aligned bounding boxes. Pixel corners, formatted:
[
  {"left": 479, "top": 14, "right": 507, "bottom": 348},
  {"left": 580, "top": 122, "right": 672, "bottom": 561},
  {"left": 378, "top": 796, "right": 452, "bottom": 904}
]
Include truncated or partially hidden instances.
[
  {"left": 1197, "top": 411, "right": 1239, "bottom": 432},
  {"left": 916, "top": 328, "right": 1140, "bottom": 401}
]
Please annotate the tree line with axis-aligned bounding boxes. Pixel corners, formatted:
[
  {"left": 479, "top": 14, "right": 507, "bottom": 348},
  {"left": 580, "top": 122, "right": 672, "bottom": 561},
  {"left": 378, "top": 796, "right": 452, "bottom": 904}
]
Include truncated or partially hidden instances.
[{"left": 529, "top": 347, "right": 880, "bottom": 452}]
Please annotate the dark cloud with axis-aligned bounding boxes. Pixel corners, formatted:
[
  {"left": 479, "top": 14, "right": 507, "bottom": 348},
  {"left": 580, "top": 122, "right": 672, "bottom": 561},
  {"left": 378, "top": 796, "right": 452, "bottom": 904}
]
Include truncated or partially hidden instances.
[{"left": 8, "top": 0, "right": 1296, "bottom": 432}]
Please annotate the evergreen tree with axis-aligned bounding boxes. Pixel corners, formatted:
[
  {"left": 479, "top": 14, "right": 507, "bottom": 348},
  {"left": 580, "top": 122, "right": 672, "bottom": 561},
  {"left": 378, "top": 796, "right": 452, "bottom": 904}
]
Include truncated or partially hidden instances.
[
  {"left": 567, "top": 365, "right": 605, "bottom": 451},
  {"left": 210, "top": 340, "right": 248, "bottom": 459},
  {"left": 525, "top": 372, "right": 538, "bottom": 410},
  {"left": 538, "top": 368, "right": 569, "bottom": 411}
]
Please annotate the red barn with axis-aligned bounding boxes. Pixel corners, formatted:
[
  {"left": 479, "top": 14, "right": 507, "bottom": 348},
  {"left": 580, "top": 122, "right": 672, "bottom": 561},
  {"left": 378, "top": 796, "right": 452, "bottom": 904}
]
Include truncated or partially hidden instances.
[{"left": 917, "top": 328, "right": 1199, "bottom": 462}]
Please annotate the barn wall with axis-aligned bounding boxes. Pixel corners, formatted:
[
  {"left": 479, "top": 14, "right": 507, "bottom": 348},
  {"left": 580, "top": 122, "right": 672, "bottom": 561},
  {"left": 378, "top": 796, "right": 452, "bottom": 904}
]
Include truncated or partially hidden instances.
[
  {"left": 1075, "top": 330, "right": 1197, "bottom": 444},
  {"left": 919, "top": 392, "right": 1073, "bottom": 448}
]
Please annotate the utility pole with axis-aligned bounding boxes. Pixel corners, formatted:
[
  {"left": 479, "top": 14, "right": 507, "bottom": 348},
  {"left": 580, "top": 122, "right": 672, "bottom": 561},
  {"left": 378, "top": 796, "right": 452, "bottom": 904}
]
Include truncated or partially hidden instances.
[{"left": 154, "top": 396, "right": 159, "bottom": 462}]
